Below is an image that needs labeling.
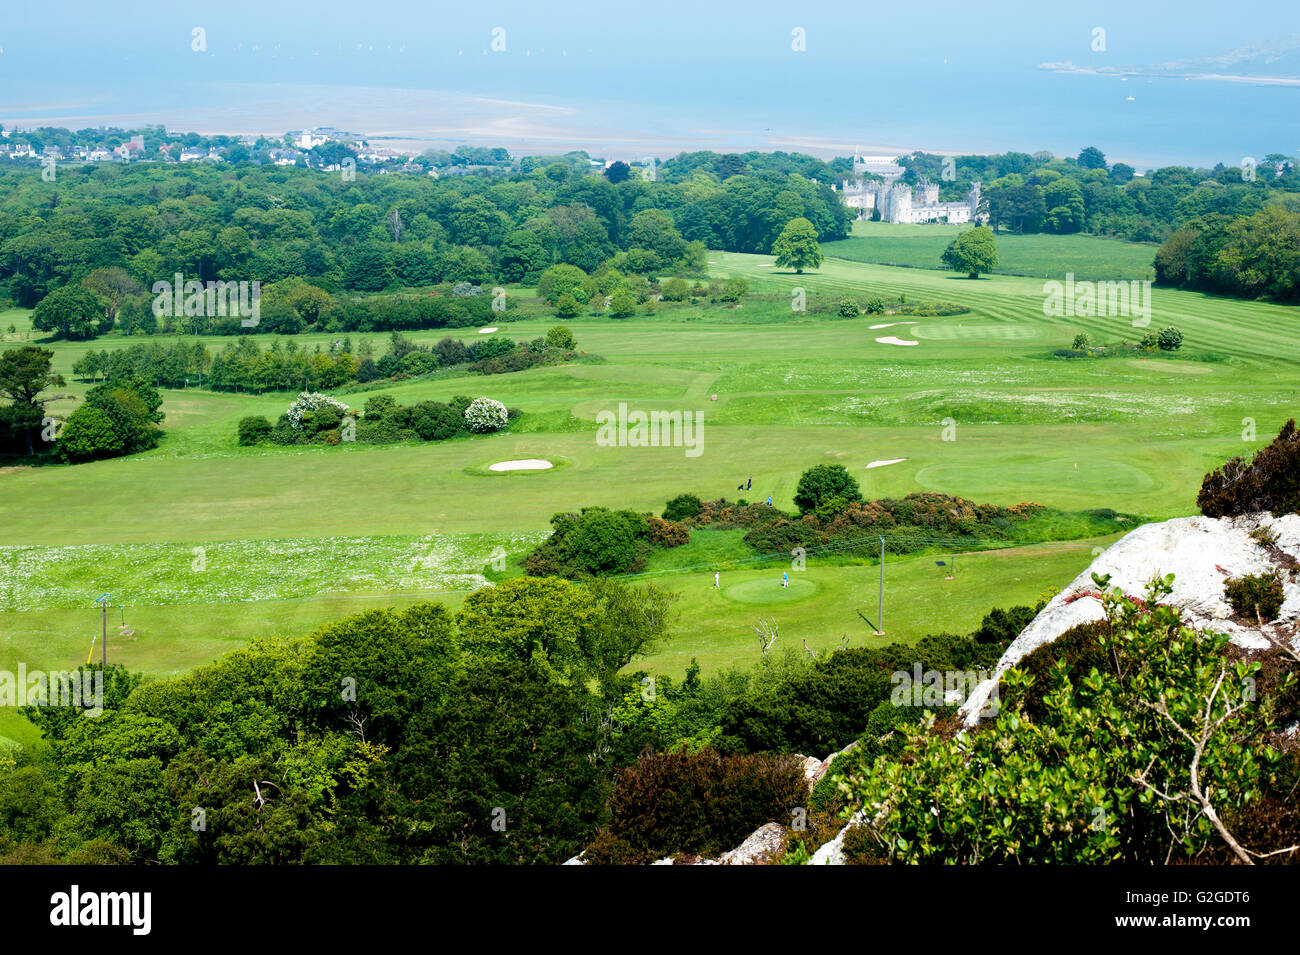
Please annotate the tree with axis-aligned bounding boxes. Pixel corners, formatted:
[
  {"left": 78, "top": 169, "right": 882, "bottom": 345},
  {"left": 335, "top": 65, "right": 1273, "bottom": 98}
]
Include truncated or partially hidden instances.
[
  {"left": 793, "top": 464, "right": 863, "bottom": 515},
  {"left": 497, "top": 230, "right": 549, "bottom": 284},
  {"left": 455, "top": 577, "right": 595, "bottom": 683},
  {"left": 1157, "top": 327, "right": 1183, "bottom": 351},
  {"left": 770, "top": 217, "right": 823, "bottom": 273},
  {"left": 58, "top": 405, "right": 124, "bottom": 461},
  {"left": 604, "top": 161, "right": 631, "bottom": 184},
  {"left": 81, "top": 267, "right": 142, "bottom": 328},
  {"left": 32, "top": 286, "right": 105, "bottom": 340},
  {"left": 0, "top": 345, "right": 64, "bottom": 455},
  {"left": 625, "top": 209, "right": 686, "bottom": 265},
  {"left": 537, "top": 263, "right": 587, "bottom": 303},
  {"left": 609, "top": 290, "right": 637, "bottom": 318},
  {"left": 1043, "top": 178, "right": 1086, "bottom": 233},
  {"left": 1077, "top": 146, "right": 1107, "bottom": 170},
  {"left": 941, "top": 226, "right": 999, "bottom": 278}
]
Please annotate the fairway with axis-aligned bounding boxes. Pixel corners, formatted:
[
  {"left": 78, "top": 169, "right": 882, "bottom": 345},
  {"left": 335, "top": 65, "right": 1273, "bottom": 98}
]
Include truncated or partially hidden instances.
[
  {"left": 2, "top": 247, "right": 1297, "bottom": 733},
  {"left": 823, "top": 220, "right": 1159, "bottom": 281}
]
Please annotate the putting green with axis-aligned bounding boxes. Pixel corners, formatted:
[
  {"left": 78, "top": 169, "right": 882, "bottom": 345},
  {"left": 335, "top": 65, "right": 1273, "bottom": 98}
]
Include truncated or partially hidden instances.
[{"left": 722, "top": 576, "right": 818, "bottom": 605}]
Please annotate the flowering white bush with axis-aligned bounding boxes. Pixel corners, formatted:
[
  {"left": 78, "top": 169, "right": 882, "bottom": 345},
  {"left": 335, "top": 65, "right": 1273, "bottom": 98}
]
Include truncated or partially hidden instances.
[
  {"left": 464, "top": 397, "right": 508, "bottom": 433},
  {"left": 286, "top": 392, "right": 351, "bottom": 430}
]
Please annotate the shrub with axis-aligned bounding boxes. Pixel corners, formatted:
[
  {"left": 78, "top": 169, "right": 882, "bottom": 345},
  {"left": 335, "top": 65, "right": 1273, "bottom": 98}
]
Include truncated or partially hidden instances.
[
  {"left": 719, "top": 277, "right": 748, "bottom": 303},
  {"left": 1072, "top": 332, "right": 1091, "bottom": 350},
  {"left": 837, "top": 298, "right": 860, "bottom": 318},
  {"left": 1157, "top": 326, "right": 1183, "bottom": 351},
  {"left": 237, "top": 416, "right": 273, "bottom": 446},
  {"left": 1197, "top": 419, "right": 1300, "bottom": 518},
  {"left": 647, "top": 516, "right": 689, "bottom": 547},
  {"left": 1224, "top": 571, "right": 1285, "bottom": 622},
  {"left": 864, "top": 298, "right": 885, "bottom": 314},
  {"left": 400, "top": 351, "right": 439, "bottom": 376},
  {"left": 609, "top": 290, "right": 638, "bottom": 319},
  {"left": 544, "top": 325, "right": 577, "bottom": 350},
  {"left": 464, "top": 397, "right": 508, "bottom": 433},
  {"left": 409, "top": 401, "right": 462, "bottom": 441},
  {"left": 554, "top": 293, "right": 581, "bottom": 318},
  {"left": 524, "top": 507, "right": 650, "bottom": 577},
  {"left": 286, "top": 392, "right": 350, "bottom": 430},
  {"left": 355, "top": 357, "right": 381, "bottom": 382},
  {"left": 999, "top": 619, "right": 1113, "bottom": 722},
  {"left": 662, "top": 493, "right": 703, "bottom": 522},
  {"left": 472, "top": 337, "right": 515, "bottom": 361},
  {"left": 583, "top": 748, "right": 807, "bottom": 864},
  {"left": 57, "top": 406, "right": 123, "bottom": 462},
  {"left": 661, "top": 277, "right": 691, "bottom": 302}
]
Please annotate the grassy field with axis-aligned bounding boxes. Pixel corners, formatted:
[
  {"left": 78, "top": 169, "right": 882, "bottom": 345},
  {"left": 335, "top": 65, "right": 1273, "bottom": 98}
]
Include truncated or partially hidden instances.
[
  {"left": 1, "top": 245, "right": 1296, "bottom": 746},
  {"left": 823, "top": 221, "right": 1159, "bottom": 281}
]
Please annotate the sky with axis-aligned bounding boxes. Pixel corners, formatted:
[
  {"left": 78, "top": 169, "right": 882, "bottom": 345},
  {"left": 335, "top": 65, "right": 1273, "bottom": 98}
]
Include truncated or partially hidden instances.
[{"left": 2, "top": 1, "right": 1298, "bottom": 167}]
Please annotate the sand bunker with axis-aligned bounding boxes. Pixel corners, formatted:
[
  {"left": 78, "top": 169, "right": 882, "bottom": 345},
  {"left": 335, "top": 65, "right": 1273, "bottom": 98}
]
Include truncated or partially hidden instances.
[
  {"left": 478, "top": 327, "right": 499, "bottom": 334},
  {"left": 869, "top": 321, "right": 919, "bottom": 330},
  {"left": 876, "top": 336, "right": 919, "bottom": 346},
  {"left": 866, "top": 458, "right": 907, "bottom": 469},
  {"left": 488, "top": 459, "right": 553, "bottom": 472}
]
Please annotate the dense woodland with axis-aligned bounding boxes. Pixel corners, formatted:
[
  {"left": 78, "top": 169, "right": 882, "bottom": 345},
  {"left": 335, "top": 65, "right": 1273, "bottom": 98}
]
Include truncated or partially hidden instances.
[{"left": 0, "top": 146, "right": 850, "bottom": 320}]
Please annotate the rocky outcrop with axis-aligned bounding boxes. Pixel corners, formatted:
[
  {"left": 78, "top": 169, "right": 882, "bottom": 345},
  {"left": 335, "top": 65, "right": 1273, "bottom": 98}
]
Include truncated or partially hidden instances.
[
  {"left": 960, "top": 513, "right": 1300, "bottom": 726},
  {"left": 719, "top": 822, "right": 787, "bottom": 865}
]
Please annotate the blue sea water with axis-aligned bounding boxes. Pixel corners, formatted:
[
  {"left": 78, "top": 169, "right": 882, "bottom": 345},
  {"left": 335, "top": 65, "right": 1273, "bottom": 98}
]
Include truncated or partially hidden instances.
[{"left": 1, "top": 0, "right": 1296, "bottom": 168}]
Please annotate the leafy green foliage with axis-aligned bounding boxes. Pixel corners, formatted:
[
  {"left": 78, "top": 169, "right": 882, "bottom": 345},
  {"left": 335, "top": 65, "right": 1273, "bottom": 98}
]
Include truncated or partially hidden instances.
[
  {"left": 771, "top": 217, "right": 824, "bottom": 273},
  {"left": 941, "top": 226, "right": 999, "bottom": 278},
  {"left": 841, "top": 576, "right": 1284, "bottom": 864},
  {"left": 792, "top": 464, "right": 863, "bottom": 516}
]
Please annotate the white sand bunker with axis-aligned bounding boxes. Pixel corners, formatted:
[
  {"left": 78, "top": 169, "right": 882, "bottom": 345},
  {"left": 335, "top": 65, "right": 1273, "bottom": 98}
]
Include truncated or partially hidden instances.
[
  {"left": 489, "top": 459, "right": 553, "bottom": 472},
  {"left": 866, "top": 458, "right": 908, "bottom": 469},
  {"left": 478, "top": 326, "right": 499, "bottom": 334},
  {"left": 870, "top": 321, "right": 919, "bottom": 330},
  {"left": 876, "top": 336, "right": 919, "bottom": 346}
]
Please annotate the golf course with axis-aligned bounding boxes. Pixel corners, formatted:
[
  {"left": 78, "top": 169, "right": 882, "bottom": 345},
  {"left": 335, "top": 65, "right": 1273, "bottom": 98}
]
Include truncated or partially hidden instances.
[{"left": 1, "top": 236, "right": 1296, "bottom": 747}]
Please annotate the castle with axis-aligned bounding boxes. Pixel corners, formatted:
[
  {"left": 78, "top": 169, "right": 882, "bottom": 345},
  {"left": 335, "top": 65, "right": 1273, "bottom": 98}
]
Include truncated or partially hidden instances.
[{"left": 837, "top": 153, "right": 984, "bottom": 225}]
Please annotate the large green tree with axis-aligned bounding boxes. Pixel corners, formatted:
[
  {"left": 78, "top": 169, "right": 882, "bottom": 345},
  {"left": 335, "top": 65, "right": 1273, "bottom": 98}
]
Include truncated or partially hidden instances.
[
  {"left": 32, "top": 285, "right": 105, "bottom": 340},
  {"left": 941, "top": 226, "right": 999, "bottom": 278},
  {"left": 770, "top": 217, "right": 823, "bottom": 273},
  {"left": 0, "top": 345, "right": 64, "bottom": 455}
]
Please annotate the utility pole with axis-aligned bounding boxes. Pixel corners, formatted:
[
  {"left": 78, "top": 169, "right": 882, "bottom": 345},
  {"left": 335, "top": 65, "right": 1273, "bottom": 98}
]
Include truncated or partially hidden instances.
[
  {"left": 95, "top": 594, "right": 111, "bottom": 666},
  {"left": 876, "top": 536, "right": 885, "bottom": 635}
]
